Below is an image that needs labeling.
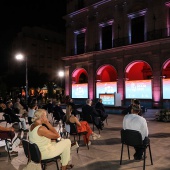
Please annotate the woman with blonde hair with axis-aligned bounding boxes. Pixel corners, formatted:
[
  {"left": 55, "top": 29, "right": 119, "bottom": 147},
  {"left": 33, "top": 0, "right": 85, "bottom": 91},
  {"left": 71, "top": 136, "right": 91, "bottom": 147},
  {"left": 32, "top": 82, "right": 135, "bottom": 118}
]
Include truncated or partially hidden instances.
[
  {"left": 28, "top": 109, "right": 73, "bottom": 170},
  {"left": 65, "top": 105, "right": 100, "bottom": 146}
]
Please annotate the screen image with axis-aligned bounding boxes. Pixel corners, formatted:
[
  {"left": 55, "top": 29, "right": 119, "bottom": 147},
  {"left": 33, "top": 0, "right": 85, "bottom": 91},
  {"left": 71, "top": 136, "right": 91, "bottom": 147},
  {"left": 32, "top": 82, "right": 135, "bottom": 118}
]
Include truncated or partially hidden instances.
[
  {"left": 125, "top": 80, "right": 152, "bottom": 99},
  {"left": 163, "top": 79, "right": 170, "bottom": 99},
  {"left": 96, "top": 82, "right": 117, "bottom": 98},
  {"left": 72, "top": 83, "right": 88, "bottom": 98},
  {"left": 99, "top": 94, "right": 114, "bottom": 106}
]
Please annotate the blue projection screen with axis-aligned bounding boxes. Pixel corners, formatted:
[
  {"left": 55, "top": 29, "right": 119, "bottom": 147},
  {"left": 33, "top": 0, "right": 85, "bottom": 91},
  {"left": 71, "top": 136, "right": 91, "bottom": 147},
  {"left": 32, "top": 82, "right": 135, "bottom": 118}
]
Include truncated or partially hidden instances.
[
  {"left": 72, "top": 83, "right": 88, "bottom": 98},
  {"left": 99, "top": 94, "right": 114, "bottom": 106},
  {"left": 125, "top": 80, "right": 152, "bottom": 99},
  {"left": 163, "top": 79, "right": 170, "bottom": 99},
  {"left": 96, "top": 82, "right": 117, "bottom": 98}
]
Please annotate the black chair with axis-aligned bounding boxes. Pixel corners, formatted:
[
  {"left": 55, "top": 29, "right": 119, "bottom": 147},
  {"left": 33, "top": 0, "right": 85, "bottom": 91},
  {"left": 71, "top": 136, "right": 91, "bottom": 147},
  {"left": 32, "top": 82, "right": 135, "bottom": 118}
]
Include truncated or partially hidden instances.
[
  {"left": 22, "top": 139, "right": 61, "bottom": 170},
  {"left": 0, "top": 131, "right": 15, "bottom": 160},
  {"left": 65, "top": 122, "right": 89, "bottom": 153},
  {"left": 120, "top": 129, "right": 153, "bottom": 170},
  {"left": 96, "top": 109, "right": 108, "bottom": 125}
]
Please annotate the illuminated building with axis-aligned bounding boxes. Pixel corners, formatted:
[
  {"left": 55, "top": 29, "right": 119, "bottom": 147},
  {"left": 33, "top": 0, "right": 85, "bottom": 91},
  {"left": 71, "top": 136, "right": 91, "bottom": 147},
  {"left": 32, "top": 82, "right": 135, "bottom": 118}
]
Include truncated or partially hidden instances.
[{"left": 63, "top": 0, "right": 170, "bottom": 108}]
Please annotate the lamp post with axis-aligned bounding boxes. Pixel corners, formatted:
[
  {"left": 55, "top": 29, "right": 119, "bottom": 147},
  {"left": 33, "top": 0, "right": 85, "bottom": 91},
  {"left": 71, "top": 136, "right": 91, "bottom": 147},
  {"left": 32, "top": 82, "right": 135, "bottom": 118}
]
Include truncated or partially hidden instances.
[
  {"left": 15, "top": 53, "right": 28, "bottom": 104},
  {"left": 58, "top": 70, "right": 64, "bottom": 88}
]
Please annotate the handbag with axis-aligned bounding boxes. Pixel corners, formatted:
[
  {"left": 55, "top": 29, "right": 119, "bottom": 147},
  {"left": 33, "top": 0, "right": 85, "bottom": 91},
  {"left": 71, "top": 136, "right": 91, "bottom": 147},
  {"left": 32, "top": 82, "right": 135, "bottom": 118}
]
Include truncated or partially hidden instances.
[{"left": 23, "top": 161, "right": 42, "bottom": 170}]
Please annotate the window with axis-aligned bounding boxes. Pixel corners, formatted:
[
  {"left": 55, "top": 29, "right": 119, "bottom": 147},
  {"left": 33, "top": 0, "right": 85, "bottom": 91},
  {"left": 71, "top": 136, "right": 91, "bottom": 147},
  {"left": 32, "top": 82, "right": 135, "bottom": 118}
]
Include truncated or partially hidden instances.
[
  {"left": 131, "top": 16, "right": 144, "bottom": 44},
  {"left": 128, "top": 9, "right": 147, "bottom": 44},
  {"left": 74, "top": 28, "right": 86, "bottom": 55},
  {"left": 102, "top": 25, "right": 112, "bottom": 50},
  {"left": 99, "top": 20, "right": 113, "bottom": 50}
]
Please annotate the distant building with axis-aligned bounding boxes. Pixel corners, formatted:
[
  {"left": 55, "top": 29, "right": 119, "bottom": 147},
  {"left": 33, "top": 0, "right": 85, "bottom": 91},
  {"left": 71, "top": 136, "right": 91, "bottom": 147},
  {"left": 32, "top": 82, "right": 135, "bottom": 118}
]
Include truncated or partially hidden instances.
[
  {"left": 63, "top": 0, "right": 170, "bottom": 108},
  {"left": 11, "top": 26, "right": 65, "bottom": 80}
]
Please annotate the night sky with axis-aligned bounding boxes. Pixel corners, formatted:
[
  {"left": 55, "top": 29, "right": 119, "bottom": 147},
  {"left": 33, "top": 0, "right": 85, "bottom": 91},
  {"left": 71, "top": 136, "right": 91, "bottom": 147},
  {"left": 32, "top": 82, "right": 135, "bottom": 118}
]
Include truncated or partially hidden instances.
[{"left": 0, "top": 0, "right": 67, "bottom": 74}]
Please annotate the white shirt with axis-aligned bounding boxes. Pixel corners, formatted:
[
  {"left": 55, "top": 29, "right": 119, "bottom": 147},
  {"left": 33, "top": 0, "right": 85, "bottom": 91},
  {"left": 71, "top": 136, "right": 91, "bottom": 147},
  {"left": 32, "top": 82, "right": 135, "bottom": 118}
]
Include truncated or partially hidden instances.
[
  {"left": 123, "top": 114, "right": 148, "bottom": 140},
  {"left": 28, "top": 109, "right": 36, "bottom": 118}
]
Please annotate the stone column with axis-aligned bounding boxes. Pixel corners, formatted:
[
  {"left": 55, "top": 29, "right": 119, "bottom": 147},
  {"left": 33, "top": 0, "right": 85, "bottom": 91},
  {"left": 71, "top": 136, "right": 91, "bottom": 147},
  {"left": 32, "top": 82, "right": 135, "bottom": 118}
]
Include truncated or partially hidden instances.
[{"left": 64, "top": 66, "right": 70, "bottom": 96}]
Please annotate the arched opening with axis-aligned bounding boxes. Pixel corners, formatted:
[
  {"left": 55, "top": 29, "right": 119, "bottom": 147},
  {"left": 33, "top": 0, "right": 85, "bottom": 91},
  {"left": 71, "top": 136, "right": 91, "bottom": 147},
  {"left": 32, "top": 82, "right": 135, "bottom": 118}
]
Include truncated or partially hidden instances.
[
  {"left": 162, "top": 59, "right": 170, "bottom": 100},
  {"left": 125, "top": 61, "right": 153, "bottom": 100},
  {"left": 96, "top": 65, "right": 118, "bottom": 99},
  {"left": 72, "top": 68, "right": 88, "bottom": 98}
]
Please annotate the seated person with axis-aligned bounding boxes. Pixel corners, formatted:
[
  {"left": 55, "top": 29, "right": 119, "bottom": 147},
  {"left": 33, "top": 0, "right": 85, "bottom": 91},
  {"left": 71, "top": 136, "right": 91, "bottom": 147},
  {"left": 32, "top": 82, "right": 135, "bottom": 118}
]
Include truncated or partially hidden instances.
[
  {"left": 45, "top": 99, "right": 54, "bottom": 113},
  {"left": 29, "top": 109, "right": 73, "bottom": 170},
  {"left": 123, "top": 104, "right": 149, "bottom": 160},
  {"left": 95, "top": 99, "right": 108, "bottom": 121},
  {"left": 53, "top": 101, "right": 65, "bottom": 122},
  {"left": 27, "top": 102, "right": 37, "bottom": 125},
  {"left": 0, "top": 98, "right": 6, "bottom": 112},
  {"left": 4, "top": 101, "right": 28, "bottom": 132},
  {"left": 68, "top": 98, "right": 81, "bottom": 116},
  {"left": 14, "top": 98, "right": 28, "bottom": 118},
  {"left": 66, "top": 104, "right": 100, "bottom": 146},
  {"left": 0, "top": 125, "right": 20, "bottom": 156},
  {"left": 82, "top": 99, "right": 103, "bottom": 130}
]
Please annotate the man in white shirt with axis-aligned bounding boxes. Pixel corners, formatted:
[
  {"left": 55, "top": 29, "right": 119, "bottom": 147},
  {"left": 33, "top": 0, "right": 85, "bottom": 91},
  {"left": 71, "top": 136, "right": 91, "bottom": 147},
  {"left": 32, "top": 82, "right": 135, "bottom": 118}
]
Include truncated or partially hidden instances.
[{"left": 123, "top": 105, "right": 149, "bottom": 160}]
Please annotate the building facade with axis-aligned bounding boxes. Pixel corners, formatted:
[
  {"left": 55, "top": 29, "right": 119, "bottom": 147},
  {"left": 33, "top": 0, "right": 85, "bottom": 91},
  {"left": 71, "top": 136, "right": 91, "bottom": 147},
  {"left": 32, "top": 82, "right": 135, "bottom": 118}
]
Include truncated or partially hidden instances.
[{"left": 63, "top": 0, "right": 170, "bottom": 108}]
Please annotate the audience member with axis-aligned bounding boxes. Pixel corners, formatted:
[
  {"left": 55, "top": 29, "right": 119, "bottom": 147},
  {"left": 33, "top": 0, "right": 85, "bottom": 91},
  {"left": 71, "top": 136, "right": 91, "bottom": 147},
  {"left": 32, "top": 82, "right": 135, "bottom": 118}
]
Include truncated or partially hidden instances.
[
  {"left": 53, "top": 101, "right": 65, "bottom": 122},
  {"left": 28, "top": 109, "right": 73, "bottom": 170},
  {"left": 68, "top": 98, "right": 81, "bottom": 117},
  {"left": 14, "top": 98, "right": 28, "bottom": 117},
  {"left": 46, "top": 99, "right": 54, "bottom": 114},
  {"left": 123, "top": 104, "right": 149, "bottom": 160},
  {"left": 82, "top": 99, "right": 104, "bottom": 130},
  {"left": 0, "top": 98, "right": 6, "bottom": 111},
  {"left": 4, "top": 101, "right": 28, "bottom": 132},
  {"left": 95, "top": 99, "right": 108, "bottom": 121},
  {"left": 66, "top": 104, "right": 100, "bottom": 146},
  {"left": 27, "top": 102, "right": 37, "bottom": 125}
]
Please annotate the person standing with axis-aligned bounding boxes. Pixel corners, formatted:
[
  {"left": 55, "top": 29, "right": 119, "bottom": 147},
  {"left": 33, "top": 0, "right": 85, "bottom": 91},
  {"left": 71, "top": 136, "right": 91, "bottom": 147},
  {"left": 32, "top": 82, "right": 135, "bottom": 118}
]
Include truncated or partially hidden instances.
[{"left": 123, "top": 104, "right": 149, "bottom": 160}]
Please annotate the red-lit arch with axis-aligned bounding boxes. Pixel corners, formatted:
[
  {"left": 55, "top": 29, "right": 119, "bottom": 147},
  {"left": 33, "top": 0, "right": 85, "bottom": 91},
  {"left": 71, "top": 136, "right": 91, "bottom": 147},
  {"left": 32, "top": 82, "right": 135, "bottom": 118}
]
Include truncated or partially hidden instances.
[
  {"left": 96, "top": 65, "right": 117, "bottom": 82},
  {"left": 72, "top": 68, "right": 88, "bottom": 83},
  {"left": 125, "top": 61, "right": 152, "bottom": 80},
  {"left": 162, "top": 59, "right": 170, "bottom": 78}
]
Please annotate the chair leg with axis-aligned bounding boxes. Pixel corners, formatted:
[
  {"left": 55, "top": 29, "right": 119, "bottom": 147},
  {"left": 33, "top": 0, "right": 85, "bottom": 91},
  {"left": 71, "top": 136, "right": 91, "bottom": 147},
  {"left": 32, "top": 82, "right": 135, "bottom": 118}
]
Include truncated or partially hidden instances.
[
  {"left": 120, "top": 143, "right": 124, "bottom": 165},
  {"left": 106, "top": 117, "right": 108, "bottom": 125},
  {"left": 148, "top": 145, "right": 153, "bottom": 165},
  {"left": 77, "top": 134, "right": 81, "bottom": 153},
  {"left": 5, "top": 139, "right": 11, "bottom": 160},
  {"left": 127, "top": 145, "right": 130, "bottom": 160},
  {"left": 143, "top": 149, "right": 146, "bottom": 170},
  {"left": 56, "top": 160, "right": 60, "bottom": 170}
]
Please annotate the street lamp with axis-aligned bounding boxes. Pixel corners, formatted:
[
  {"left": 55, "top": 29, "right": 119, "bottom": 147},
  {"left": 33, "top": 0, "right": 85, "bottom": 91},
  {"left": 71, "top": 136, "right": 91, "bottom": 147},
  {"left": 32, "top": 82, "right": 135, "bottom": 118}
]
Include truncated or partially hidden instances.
[
  {"left": 15, "top": 53, "right": 28, "bottom": 104},
  {"left": 58, "top": 70, "right": 64, "bottom": 87}
]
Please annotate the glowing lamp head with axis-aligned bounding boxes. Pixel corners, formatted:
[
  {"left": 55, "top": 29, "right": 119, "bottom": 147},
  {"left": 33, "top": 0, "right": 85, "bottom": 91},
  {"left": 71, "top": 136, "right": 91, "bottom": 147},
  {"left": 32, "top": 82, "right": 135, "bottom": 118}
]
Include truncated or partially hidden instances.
[
  {"left": 16, "top": 54, "right": 24, "bottom": 60},
  {"left": 58, "top": 71, "right": 64, "bottom": 77}
]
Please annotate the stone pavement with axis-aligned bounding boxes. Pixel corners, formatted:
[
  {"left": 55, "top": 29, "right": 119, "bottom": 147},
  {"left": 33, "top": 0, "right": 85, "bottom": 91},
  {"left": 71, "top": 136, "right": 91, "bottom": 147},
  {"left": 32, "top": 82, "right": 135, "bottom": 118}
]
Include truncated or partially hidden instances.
[{"left": 1, "top": 109, "right": 170, "bottom": 170}]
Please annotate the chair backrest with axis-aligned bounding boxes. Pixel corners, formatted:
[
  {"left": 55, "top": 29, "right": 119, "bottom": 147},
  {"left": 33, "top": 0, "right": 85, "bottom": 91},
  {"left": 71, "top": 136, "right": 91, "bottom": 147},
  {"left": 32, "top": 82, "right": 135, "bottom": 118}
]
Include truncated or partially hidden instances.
[
  {"left": 29, "top": 142, "right": 41, "bottom": 163},
  {"left": 22, "top": 139, "right": 29, "bottom": 159},
  {"left": 121, "top": 129, "right": 143, "bottom": 146},
  {"left": 69, "top": 123, "right": 78, "bottom": 135}
]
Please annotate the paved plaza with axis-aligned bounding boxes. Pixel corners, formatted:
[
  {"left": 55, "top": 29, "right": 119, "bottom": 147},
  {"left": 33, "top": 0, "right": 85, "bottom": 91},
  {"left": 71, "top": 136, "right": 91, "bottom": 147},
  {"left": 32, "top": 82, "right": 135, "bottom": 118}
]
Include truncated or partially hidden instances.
[{"left": 0, "top": 109, "right": 170, "bottom": 170}]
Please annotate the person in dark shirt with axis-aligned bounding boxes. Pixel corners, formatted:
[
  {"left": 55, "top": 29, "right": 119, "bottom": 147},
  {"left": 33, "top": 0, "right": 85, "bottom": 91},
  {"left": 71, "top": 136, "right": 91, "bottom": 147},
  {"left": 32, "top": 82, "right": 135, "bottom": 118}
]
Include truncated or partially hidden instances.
[
  {"left": 68, "top": 98, "right": 81, "bottom": 116},
  {"left": 82, "top": 99, "right": 103, "bottom": 130},
  {"left": 53, "top": 101, "right": 65, "bottom": 122},
  {"left": 4, "top": 101, "right": 28, "bottom": 132},
  {"left": 95, "top": 99, "right": 108, "bottom": 121}
]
